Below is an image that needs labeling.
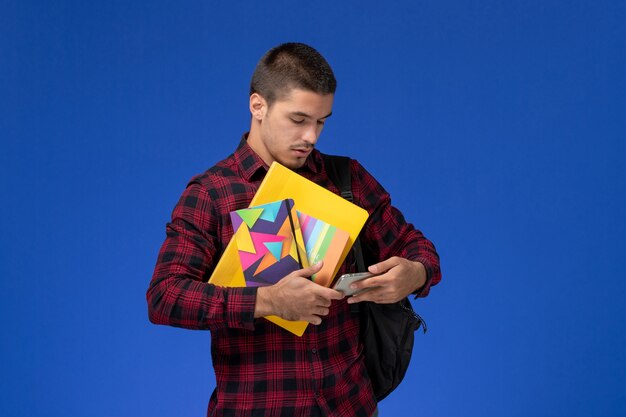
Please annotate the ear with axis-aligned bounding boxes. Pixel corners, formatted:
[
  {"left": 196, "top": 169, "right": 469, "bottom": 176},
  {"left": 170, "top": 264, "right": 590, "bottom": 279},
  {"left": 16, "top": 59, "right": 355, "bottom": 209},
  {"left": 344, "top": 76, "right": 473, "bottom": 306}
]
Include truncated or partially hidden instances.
[{"left": 249, "top": 93, "right": 267, "bottom": 121}]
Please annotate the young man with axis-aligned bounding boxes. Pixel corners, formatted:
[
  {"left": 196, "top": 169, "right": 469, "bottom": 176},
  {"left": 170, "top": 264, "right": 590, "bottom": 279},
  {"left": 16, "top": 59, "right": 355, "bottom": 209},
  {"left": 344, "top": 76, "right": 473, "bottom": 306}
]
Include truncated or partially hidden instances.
[{"left": 147, "top": 43, "right": 441, "bottom": 417}]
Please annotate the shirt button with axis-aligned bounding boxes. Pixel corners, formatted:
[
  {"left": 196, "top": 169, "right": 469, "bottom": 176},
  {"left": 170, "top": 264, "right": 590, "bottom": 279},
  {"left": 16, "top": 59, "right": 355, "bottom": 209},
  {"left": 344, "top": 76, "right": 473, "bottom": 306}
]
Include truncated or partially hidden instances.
[{"left": 311, "top": 348, "right": 317, "bottom": 354}]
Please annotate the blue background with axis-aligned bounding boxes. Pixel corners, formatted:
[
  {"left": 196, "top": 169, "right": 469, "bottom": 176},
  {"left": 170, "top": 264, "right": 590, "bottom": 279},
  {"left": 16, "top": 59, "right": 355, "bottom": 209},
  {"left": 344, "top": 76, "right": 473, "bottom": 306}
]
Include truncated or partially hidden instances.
[{"left": 2, "top": 1, "right": 625, "bottom": 416}]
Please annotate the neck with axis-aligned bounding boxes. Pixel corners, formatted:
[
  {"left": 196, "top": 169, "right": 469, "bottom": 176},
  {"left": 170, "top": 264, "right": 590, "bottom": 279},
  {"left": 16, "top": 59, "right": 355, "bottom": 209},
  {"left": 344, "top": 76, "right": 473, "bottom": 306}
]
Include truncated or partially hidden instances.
[{"left": 246, "top": 121, "right": 272, "bottom": 166}]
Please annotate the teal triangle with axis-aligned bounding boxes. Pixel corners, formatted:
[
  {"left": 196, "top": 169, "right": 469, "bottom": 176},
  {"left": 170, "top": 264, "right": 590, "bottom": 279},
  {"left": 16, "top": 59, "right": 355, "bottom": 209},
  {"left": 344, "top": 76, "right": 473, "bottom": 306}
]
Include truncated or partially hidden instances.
[
  {"left": 258, "top": 201, "right": 281, "bottom": 222},
  {"left": 264, "top": 241, "right": 283, "bottom": 261}
]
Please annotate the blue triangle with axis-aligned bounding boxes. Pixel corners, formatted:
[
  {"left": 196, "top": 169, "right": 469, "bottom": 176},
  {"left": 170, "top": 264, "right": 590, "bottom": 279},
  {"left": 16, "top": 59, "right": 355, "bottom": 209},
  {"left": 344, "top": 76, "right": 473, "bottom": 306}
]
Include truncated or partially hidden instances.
[
  {"left": 264, "top": 241, "right": 283, "bottom": 261},
  {"left": 258, "top": 201, "right": 281, "bottom": 222}
]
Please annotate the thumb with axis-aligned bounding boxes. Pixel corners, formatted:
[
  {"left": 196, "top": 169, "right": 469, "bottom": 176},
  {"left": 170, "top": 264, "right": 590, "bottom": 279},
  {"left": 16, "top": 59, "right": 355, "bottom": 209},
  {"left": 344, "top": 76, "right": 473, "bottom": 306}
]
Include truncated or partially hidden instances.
[{"left": 300, "top": 260, "right": 324, "bottom": 277}]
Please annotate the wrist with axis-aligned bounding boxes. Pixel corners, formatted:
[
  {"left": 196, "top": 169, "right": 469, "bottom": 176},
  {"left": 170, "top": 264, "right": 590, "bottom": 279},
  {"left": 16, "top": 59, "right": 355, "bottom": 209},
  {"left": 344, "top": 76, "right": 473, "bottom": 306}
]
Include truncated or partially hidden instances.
[
  {"left": 254, "top": 286, "right": 275, "bottom": 318},
  {"left": 412, "top": 261, "right": 427, "bottom": 292}
]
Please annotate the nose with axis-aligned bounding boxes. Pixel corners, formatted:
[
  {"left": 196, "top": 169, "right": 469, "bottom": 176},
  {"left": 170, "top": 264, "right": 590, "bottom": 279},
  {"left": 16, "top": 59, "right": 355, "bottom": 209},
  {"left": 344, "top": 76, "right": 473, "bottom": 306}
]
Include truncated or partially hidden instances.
[{"left": 302, "top": 124, "right": 318, "bottom": 146}]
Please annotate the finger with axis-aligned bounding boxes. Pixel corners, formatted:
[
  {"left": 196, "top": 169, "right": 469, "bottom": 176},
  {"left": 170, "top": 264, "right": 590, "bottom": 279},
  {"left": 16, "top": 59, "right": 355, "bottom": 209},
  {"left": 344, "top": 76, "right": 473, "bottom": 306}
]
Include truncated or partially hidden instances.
[
  {"left": 351, "top": 276, "right": 385, "bottom": 290},
  {"left": 313, "top": 286, "right": 344, "bottom": 301},
  {"left": 303, "top": 314, "right": 323, "bottom": 325},
  {"left": 314, "top": 306, "right": 330, "bottom": 317},
  {"left": 314, "top": 296, "right": 332, "bottom": 308},
  {"left": 348, "top": 287, "right": 394, "bottom": 304},
  {"left": 367, "top": 257, "right": 400, "bottom": 275},
  {"left": 346, "top": 293, "right": 369, "bottom": 304},
  {"left": 346, "top": 287, "right": 378, "bottom": 304}
]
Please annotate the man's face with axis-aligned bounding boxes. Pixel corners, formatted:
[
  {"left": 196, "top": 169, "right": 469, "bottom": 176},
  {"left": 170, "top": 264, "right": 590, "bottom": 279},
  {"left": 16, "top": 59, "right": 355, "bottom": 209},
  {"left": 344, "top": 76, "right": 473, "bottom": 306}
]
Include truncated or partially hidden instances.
[{"left": 249, "top": 89, "right": 334, "bottom": 169}]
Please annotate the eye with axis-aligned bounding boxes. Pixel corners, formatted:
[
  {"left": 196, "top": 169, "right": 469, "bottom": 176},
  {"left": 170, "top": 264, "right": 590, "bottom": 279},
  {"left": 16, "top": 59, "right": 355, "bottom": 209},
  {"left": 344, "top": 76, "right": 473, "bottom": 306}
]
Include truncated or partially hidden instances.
[
  {"left": 291, "top": 118, "right": 305, "bottom": 125},
  {"left": 317, "top": 120, "right": 326, "bottom": 126}
]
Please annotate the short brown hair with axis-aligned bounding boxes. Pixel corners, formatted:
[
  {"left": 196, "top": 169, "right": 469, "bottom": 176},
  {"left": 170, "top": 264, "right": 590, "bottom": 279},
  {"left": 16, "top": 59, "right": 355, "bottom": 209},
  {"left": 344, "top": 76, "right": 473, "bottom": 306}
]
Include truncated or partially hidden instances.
[{"left": 250, "top": 43, "right": 337, "bottom": 106}]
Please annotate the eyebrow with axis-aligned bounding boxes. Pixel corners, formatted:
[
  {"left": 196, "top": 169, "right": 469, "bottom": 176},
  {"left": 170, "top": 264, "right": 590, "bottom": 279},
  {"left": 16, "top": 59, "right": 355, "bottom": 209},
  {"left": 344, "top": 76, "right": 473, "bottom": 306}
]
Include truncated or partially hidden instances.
[{"left": 291, "top": 111, "right": 333, "bottom": 120}]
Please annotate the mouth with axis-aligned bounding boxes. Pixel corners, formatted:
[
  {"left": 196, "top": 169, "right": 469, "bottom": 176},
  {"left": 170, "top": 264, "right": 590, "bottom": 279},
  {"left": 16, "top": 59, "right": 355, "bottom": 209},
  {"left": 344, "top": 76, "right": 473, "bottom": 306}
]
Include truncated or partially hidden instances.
[{"left": 291, "top": 146, "right": 313, "bottom": 158}]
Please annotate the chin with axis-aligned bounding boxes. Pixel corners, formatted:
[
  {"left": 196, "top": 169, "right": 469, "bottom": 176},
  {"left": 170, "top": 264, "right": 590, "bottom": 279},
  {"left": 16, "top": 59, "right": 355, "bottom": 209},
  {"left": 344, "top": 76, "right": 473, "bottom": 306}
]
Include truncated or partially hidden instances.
[{"left": 278, "top": 157, "right": 307, "bottom": 170}]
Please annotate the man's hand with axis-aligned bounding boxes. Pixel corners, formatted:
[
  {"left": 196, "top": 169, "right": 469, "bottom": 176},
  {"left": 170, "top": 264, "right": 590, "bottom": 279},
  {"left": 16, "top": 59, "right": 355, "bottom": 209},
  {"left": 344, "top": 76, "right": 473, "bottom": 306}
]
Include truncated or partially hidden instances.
[
  {"left": 347, "top": 257, "right": 426, "bottom": 304},
  {"left": 255, "top": 262, "right": 344, "bottom": 325}
]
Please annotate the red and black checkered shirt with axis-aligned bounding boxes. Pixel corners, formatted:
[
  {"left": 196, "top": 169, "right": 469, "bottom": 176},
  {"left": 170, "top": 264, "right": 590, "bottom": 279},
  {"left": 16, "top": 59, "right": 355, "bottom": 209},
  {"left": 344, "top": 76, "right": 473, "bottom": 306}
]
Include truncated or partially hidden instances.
[{"left": 147, "top": 136, "right": 441, "bottom": 417}]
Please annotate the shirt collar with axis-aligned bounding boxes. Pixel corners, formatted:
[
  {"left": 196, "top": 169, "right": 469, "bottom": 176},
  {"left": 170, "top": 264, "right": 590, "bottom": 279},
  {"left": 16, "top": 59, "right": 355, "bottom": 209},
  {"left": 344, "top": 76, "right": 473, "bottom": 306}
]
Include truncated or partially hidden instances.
[
  {"left": 233, "top": 134, "right": 267, "bottom": 182},
  {"left": 300, "top": 148, "right": 322, "bottom": 175},
  {"left": 233, "top": 133, "right": 322, "bottom": 181}
]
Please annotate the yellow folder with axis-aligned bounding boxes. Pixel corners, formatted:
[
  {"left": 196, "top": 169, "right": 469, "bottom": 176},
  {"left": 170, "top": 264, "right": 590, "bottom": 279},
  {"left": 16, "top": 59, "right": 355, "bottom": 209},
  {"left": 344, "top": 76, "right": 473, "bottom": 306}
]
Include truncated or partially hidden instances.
[{"left": 208, "top": 161, "right": 369, "bottom": 336}]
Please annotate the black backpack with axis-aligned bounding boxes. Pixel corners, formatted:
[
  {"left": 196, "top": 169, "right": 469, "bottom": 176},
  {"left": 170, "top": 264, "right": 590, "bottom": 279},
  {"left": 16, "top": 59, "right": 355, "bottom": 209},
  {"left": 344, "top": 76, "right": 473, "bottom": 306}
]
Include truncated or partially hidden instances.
[{"left": 322, "top": 154, "right": 427, "bottom": 402}]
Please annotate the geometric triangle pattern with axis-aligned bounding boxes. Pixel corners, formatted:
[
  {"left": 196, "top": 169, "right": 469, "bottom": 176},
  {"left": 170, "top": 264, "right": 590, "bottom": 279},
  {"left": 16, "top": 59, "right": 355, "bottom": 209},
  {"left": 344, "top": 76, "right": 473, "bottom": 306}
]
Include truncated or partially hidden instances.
[{"left": 229, "top": 199, "right": 308, "bottom": 287}]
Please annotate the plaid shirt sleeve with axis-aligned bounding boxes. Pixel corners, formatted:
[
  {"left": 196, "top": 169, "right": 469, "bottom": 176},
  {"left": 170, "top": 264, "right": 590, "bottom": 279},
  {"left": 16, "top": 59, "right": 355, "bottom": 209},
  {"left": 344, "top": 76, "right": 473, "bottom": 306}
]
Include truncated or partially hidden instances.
[
  {"left": 351, "top": 159, "right": 441, "bottom": 297},
  {"left": 147, "top": 181, "right": 257, "bottom": 331}
]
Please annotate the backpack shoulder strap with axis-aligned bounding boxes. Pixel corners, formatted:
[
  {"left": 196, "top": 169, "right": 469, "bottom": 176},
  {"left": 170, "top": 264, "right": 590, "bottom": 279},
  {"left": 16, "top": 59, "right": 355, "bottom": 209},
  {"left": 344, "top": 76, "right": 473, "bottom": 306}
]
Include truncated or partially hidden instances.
[
  {"left": 321, "top": 154, "right": 353, "bottom": 201},
  {"left": 321, "top": 154, "right": 366, "bottom": 273}
]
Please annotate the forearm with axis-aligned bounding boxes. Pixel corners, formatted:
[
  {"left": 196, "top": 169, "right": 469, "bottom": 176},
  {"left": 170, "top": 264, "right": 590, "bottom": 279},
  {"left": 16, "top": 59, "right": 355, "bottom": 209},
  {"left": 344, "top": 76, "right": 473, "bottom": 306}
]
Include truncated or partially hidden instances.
[
  {"left": 147, "top": 271, "right": 257, "bottom": 331},
  {"left": 404, "top": 228, "right": 441, "bottom": 297}
]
